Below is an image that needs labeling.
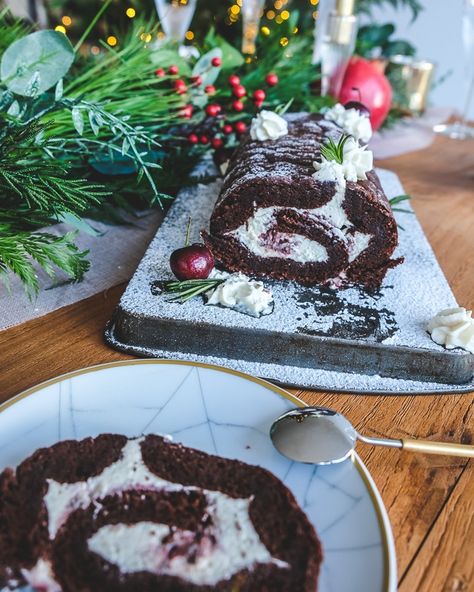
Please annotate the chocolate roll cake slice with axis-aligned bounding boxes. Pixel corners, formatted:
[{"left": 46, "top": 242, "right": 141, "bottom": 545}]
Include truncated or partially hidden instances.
[
  {"left": 203, "top": 113, "right": 402, "bottom": 289},
  {"left": 0, "top": 434, "right": 322, "bottom": 591}
]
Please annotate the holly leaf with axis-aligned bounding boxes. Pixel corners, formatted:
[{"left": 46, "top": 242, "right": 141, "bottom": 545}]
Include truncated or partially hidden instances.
[{"left": 1, "top": 30, "right": 74, "bottom": 96}]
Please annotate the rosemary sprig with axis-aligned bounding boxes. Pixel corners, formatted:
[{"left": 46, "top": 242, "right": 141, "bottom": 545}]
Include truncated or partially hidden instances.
[
  {"left": 320, "top": 134, "right": 351, "bottom": 164},
  {"left": 161, "top": 279, "right": 224, "bottom": 303},
  {"left": 389, "top": 194, "right": 412, "bottom": 213},
  {"left": 389, "top": 194, "right": 413, "bottom": 231}
]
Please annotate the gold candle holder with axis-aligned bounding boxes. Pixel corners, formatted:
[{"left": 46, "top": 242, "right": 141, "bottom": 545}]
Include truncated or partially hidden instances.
[{"left": 386, "top": 55, "right": 435, "bottom": 115}]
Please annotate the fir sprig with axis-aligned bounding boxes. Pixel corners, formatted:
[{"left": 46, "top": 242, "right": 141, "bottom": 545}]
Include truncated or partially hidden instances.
[
  {"left": 0, "top": 227, "right": 90, "bottom": 298},
  {"left": 320, "top": 134, "right": 351, "bottom": 164},
  {"left": 160, "top": 279, "right": 224, "bottom": 303}
]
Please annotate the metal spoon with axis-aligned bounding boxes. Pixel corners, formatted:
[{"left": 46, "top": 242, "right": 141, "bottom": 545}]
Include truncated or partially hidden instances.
[{"left": 270, "top": 406, "right": 474, "bottom": 465}]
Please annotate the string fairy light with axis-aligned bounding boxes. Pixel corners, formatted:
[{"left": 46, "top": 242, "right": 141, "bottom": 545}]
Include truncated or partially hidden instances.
[
  {"left": 61, "top": 16, "right": 72, "bottom": 26},
  {"left": 126, "top": 7, "right": 136, "bottom": 18},
  {"left": 107, "top": 35, "right": 118, "bottom": 46},
  {"left": 185, "top": 30, "right": 194, "bottom": 40},
  {"left": 54, "top": 25, "right": 66, "bottom": 34}
]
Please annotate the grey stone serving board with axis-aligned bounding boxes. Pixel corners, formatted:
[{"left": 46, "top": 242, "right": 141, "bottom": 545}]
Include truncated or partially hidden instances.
[{"left": 105, "top": 168, "right": 474, "bottom": 394}]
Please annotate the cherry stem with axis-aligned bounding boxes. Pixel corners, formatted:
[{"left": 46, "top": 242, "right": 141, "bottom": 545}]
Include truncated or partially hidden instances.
[
  {"left": 352, "top": 87, "right": 362, "bottom": 102},
  {"left": 185, "top": 217, "right": 192, "bottom": 246}
]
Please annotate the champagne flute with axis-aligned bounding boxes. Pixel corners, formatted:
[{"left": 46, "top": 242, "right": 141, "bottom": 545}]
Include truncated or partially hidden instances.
[
  {"left": 434, "top": 0, "right": 474, "bottom": 139},
  {"left": 154, "top": 0, "right": 198, "bottom": 44}
]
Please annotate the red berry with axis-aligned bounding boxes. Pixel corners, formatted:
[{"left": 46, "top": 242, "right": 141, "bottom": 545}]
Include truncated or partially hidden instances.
[
  {"left": 170, "top": 244, "right": 215, "bottom": 280},
  {"left": 232, "top": 100, "right": 244, "bottom": 112},
  {"left": 265, "top": 73, "right": 278, "bottom": 86},
  {"left": 206, "top": 104, "right": 220, "bottom": 117},
  {"left": 187, "top": 133, "right": 198, "bottom": 144},
  {"left": 174, "top": 80, "right": 187, "bottom": 94},
  {"left": 234, "top": 121, "right": 247, "bottom": 134},
  {"left": 211, "top": 137, "right": 223, "bottom": 149},
  {"left": 254, "top": 99, "right": 264, "bottom": 108},
  {"left": 190, "top": 75, "right": 202, "bottom": 86},
  {"left": 168, "top": 65, "right": 179, "bottom": 75},
  {"left": 199, "top": 135, "right": 209, "bottom": 144},
  {"left": 155, "top": 68, "right": 165, "bottom": 77},
  {"left": 233, "top": 85, "right": 246, "bottom": 98},
  {"left": 181, "top": 105, "right": 193, "bottom": 119},
  {"left": 228, "top": 74, "right": 240, "bottom": 86},
  {"left": 211, "top": 56, "right": 222, "bottom": 67},
  {"left": 223, "top": 124, "right": 233, "bottom": 134},
  {"left": 205, "top": 85, "right": 216, "bottom": 95},
  {"left": 253, "top": 89, "right": 266, "bottom": 102}
]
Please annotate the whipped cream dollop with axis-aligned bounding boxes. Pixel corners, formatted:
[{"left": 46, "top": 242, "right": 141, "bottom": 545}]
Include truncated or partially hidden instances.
[
  {"left": 313, "top": 136, "right": 373, "bottom": 183},
  {"left": 427, "top": 307, "right": 474, "bottom": 353},
  {"left": 324, "top": 103, "right": 372, "bottom": 143},
  {"left": 206, "top": 271, "right": 274, "bottom": 317},
  {"left": 250, "top": 110, "right": 288, "bottom": 142}
]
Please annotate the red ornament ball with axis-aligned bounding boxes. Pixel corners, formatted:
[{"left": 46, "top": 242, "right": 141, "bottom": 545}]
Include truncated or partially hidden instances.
[
  {"left": 233, "top": 85, "right": 246, "bottom": 98},
  {"left": 205, "top": 85, "right": 216, "bottom": 95},
  {"left": 170, "top": 244, "right": 214, "bottom": 281},
  {"left": 187, "top": 133, "right": 198, "bottom": 144},
  {"left": 206, "top": 104, "right": 221, "bottom": 117},
  {"left": 253, "top": 89, "right": 266, "bottom": 102},
  {"left": 211, "top": 137, "right": 223, "bottom": 149},
  {"left": 168, "top": 65, "right": 179, "bottom": 75},
  {"left": 232, "top": 100, "right": 244, "bottom": 112},
  {"left": 199, "top": 135, "right": 210, "bottom": 144},
  {"left": 265, "top": 73, "right": 278, "bottom": 86},
  {"left": 234, "top": 121, "right": 247, "bottom": 134},
  {"left": 338, "top": 57, "right": 392, "bottom": 130},
  {"left": 222, "top": 124, "right": 233, "bottom": 134},
  {"left": 211, "top": 56, "right": 222, "bottom": 67},
  {"left": 228, "top": 74, "right": 240, "bottom": 87},
  {"left": 155, "top": 68, "right": 165, "bottom": 77}
]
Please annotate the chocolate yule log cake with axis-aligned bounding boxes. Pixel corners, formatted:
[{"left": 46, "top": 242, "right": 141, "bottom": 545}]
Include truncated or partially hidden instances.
[
  {"left": 203, "top": 107, "right": 402, "bottom": 289},
  {"left": 0, "top": 434, "right": 322, "bottom": 591}
]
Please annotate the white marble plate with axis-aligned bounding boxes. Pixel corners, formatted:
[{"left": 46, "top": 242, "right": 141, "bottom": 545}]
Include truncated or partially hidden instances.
[{"left": 0, "top": 360, "right": 396, "bottom": 592}]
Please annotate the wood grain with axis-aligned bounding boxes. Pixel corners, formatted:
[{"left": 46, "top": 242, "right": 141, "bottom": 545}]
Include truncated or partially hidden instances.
[{"left": 0, "top": 133, "right": 473, "bottom": 590}]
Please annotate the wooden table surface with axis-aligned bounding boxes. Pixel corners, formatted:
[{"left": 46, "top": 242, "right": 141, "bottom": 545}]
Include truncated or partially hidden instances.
[{"left": 0, "top": 134, "right": 473, "bottom": 591}]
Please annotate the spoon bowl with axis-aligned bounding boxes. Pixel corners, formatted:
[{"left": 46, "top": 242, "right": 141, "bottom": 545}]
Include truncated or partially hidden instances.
[
  {"left": 270, "top": 406, "right": 474, "bottom": 465},
  {"left": 270, "top": 407, "right": 358, "bottom": 464}
]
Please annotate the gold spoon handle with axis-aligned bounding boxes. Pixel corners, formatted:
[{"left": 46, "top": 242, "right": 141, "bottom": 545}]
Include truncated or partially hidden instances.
[{"left": 402, "top": 438, "right": 474, "bottom": 458}]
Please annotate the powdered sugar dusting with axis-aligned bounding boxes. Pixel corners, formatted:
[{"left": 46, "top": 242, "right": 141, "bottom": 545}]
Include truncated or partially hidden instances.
[{"left": 106, "top": 168, "right": 473, "bottom": 394}]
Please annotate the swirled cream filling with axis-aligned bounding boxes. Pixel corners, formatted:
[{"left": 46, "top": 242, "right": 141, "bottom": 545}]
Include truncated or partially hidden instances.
[{"left": 42, "top": 439, "right": 288, "bottom": 586}]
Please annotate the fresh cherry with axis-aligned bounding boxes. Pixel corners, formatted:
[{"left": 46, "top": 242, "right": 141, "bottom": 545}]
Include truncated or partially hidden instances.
[{"left": 170, "top": 244, "right": 214, "bottom": 280}]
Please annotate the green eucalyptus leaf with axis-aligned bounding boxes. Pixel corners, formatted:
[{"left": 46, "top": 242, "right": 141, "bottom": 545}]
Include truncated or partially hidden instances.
[
  {"left": 6, "top": 100, "right": 20, "bottom": 117},
  {"left": 55, "top": 78, "right": 63, "bottom": 101},
  {"left": 149, "top": 47, "right": 191, "bottom": 76},
  {"left": 192, "top": 48, "right": 222, "bottom": 87},
  {"left": 71, "top": 107, "right": 84, "bottom": 135},
  {"left": 1, "top": 30, "right": 74, "bottom": 97},
  {"left": 88, "top": 110, "right": 100, "bottom": 136}
]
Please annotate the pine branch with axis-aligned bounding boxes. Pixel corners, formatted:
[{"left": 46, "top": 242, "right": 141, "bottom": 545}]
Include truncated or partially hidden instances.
[{"left": 0, "top": 227, "right": 89, "bottom": 298}]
